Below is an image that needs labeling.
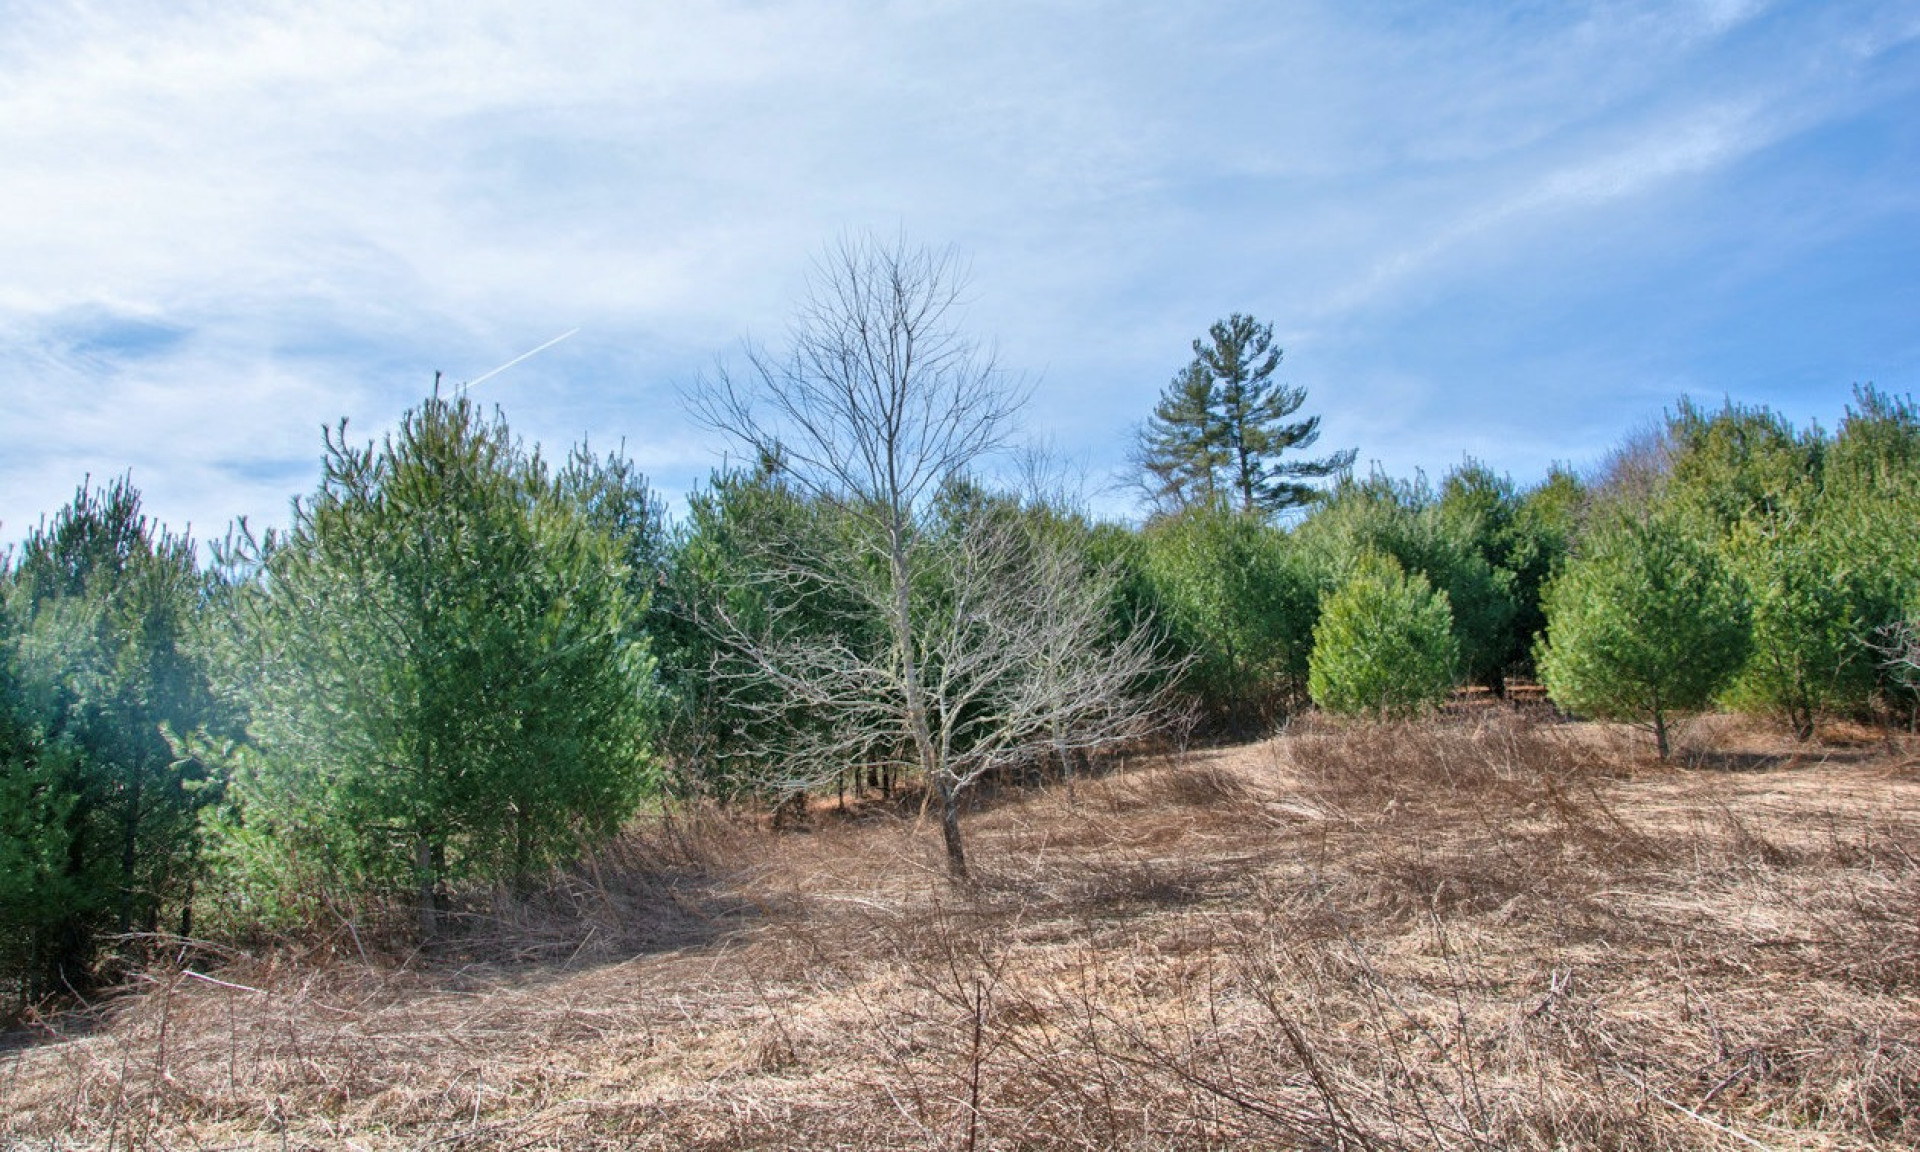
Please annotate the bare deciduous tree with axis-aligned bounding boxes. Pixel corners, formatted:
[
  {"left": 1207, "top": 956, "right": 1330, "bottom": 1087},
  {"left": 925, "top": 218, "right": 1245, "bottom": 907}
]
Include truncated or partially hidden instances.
[{"left": 690, "top": 235, "right": 1169, "bottom": 879}]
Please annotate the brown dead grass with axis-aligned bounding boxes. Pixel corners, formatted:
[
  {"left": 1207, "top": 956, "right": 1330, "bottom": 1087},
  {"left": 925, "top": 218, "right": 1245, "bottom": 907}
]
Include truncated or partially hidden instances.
[{"left": 4, "top": 712, "right": 1918, "bottom": 1149}]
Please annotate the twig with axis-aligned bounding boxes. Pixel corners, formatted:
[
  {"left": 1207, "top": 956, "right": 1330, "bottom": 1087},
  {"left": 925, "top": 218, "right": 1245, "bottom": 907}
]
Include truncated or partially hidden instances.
[
  {"left": 182, "top": 970, "right": 264, "bottom": 995},
  {"left": 1528, "top": 967, "right": 1572, "bottom": 1019}
]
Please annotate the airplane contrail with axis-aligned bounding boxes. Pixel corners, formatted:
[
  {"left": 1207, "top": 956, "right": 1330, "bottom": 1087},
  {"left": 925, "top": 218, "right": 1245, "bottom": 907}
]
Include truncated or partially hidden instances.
[{"left": 455, "top": 328, "right": 581, "bottom": 396}]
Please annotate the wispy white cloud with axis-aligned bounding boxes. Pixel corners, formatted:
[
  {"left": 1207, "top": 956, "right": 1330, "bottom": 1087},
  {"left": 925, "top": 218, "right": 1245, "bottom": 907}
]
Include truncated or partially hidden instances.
[{"left": 1318, "top": 97, "right": 1773, "bottom": 318}]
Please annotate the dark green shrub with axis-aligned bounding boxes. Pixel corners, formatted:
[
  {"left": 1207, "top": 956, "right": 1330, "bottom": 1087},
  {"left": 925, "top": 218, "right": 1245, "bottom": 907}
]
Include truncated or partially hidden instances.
[
  {"left": 1140, "top": 503, "right": 1315, "bottom": 732},
  {"left": 1308, "top": 553, "right": 1457, "bottom": 719}
]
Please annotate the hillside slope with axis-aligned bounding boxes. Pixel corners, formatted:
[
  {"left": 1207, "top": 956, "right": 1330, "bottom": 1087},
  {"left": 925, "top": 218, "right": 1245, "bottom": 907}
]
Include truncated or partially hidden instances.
[{"left": 5, "top": 714, "right": 1917, "bottom": 1149}]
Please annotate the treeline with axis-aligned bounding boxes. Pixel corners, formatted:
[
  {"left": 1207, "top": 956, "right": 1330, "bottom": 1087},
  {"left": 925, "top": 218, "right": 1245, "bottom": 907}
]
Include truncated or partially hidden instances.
[
  {"left": 1142, "top": 389, "right": 1920, "bottom": 748},
  {"left": 0, "top": 398, "right": 1169, "bottom": 1006},
  {"left": 4, "top": 239, "right": 1918, "bottom": 1012},
  {"left": 0, "top": 238, "right": 1169, "bottom": 1006}
]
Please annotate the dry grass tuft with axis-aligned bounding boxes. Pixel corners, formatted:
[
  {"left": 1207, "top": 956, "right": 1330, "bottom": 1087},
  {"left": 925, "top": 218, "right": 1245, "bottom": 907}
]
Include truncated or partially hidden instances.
[{"left": 6, "top": 712, "right": 1919, "bottom": 1149}]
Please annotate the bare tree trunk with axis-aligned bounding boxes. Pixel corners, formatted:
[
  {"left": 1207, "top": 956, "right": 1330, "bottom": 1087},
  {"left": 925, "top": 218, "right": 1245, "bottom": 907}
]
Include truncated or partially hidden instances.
[
  {"left": 1792, "top": 674, "right": 1815, "bottom": 742},
  {"left": 1054, "top": 720, "right": 1075, "bottom": 807},
  {"left": 893, "top": 528, "right": 969, "bottom": 880},
  {"left": 415, "top": 832, "right": 437, "bottom": 940},
  {"left": 936, "top": 775, "right": 969, "bottom": 880},
  {"left": 117, "top": 770, "right": 143, "bottom": 935}
]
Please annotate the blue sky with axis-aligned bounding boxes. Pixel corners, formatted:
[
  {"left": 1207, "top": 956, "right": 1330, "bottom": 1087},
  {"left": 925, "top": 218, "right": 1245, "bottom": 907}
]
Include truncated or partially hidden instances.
[{"left": 3, "top": 0, "right": 1917, "bottom": 546}]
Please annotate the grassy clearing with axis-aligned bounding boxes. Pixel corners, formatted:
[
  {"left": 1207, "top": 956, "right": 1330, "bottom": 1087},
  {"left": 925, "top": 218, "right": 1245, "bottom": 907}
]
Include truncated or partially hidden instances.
[{"left": 4, "top": 712, "right": 1918, "bottom": 1149}]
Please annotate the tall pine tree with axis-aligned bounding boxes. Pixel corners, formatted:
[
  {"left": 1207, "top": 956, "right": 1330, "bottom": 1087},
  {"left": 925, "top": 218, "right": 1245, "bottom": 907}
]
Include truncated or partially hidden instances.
[
  {"left": 1137, "top": 361, "right": 1227, "bottom": 512},
  {"left": 1137, "top": 314, "right": 1353, "bottom": 518}
]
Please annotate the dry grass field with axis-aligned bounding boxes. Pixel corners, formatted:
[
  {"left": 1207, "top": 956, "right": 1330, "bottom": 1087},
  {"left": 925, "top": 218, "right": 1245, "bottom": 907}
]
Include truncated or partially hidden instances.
[{"left": 4, "top": 712, "right": 1918, "bottom": 1149}]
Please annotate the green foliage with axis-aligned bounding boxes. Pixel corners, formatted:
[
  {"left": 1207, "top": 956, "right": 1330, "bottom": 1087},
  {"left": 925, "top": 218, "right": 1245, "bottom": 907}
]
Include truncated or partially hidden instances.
[
  {"left": 1436, "top": 462, "right": 1519, "bottom": 561},
  {"left": 1518, "top": 466, "right": 1586, "bottom": 539},
  {"left": 0, "top": 742, "right": 88, "bottom": 1010},
  {"left": 1140, "top": 504, "right": 1314, "bottom": 731},
  {"left": 1547, "top": 393, "right": 1920, "bottom": 737},
  {"left": 1503, "top": 465, "right": 1585, "bottom": 667},
  {"left": 1439, "top": 459, "right": 1574, "bottom": 681},
  {"left": 556, "top": 442, "right": 668, "bottom": 610},
  {"left": 1665, "top": 399, "right": 1821, "bottom": 538},
  {"left": 1721, "top": 510, "right": 1873, "bottom": 739},
  {"left": 1, "top": 476, "right": 216, "bottom": 1001},
  {"left": 1294, "top": 473, "right": 1517, "bottom": 691},
  {"left": 1824, "top": 387, "right": 1920, "bottom": 718},
  {"left": 1138, "top": 362, "right": 1228, "bottom": 513},
  {"left": 208, "top": 397, "right": 657, "bottom": 936},
  {"left": 0, "top": 587, "right": 92, "bottom": 1009},
  {"left": 1827, "top": 386, "right": 1920, "bottom": 495},
  {"left": 1083, "top": 521, "right": 1159, "bottom": 645},
  {"left": 1308, "top": 553, "right": 1457, "bottom": 718},
  {"left": 1537, "top": 511, "right": 1750, "bottom": 758},
  {"left": 1137, "top": 314, "right": 1354, "bottom": 518},
  {"left": 1660, "top": 397, "right": 1904, "bottom": 733}
]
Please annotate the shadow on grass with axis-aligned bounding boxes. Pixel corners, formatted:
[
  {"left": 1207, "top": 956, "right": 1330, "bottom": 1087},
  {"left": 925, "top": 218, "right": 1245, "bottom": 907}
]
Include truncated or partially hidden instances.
[
  {"left": 1680, "top": 745, "right": 1885, "bottom": 774},
  {"left": 0, "top": 1005, "right": 107, "bottom": 1057}
]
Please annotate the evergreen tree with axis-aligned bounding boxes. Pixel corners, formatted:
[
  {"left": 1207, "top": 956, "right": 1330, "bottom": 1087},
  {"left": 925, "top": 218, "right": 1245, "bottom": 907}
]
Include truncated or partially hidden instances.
[
  {"left": 1664, "top": 399, "right": 1820, "bottom": 537},
  {"left": 1537, "top": 510, "right": 1749, "bottom": 759},
  {"left": 1140, "top": 503, "right": 1315, "bottom": 732},
  {"left": 1137, "top": 314, "right": 1353, "bottom": 518},
  {"left": 1137, "top": 362, "right": 1227, "bottom": 513},
  {"left": 0, "top": 581, "right": 92, "bottom": 1011},
  {"left": 208, "top": 396, "right": 658, "bottom": 937},
  {"left": 1294, "top": 472, "right": 1515, "bottom": 693},
  {"left": 1308, "top": 553, "right": 1457, "bottom": 719},
  {"left": 1723, "top": 509, "right": 1871, "bottom": 739},
  {"left": 1435, "top": 459, "right": 1583, "bottom": 685},
  {"left": 652, "top": 461, "right": 878, "bottom": 803},
  {"left": 1663, "top": 399, "right": 1879, "bottom": 736},
  {"left": 2, "top": 476, "right": 217, "bottom": 999},
  {"left": 1824, "top": 387, "right": 1920, "bottom": 721}
]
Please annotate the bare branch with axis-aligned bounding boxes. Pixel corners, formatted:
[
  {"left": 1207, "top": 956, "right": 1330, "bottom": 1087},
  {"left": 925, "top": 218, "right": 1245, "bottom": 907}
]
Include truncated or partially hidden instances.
[
  {"left": 682, "top": 234, "right": 1171, "bottom": 879},
  {"left": 1873, "top": 618, "right": 1920, "bottom": 688}
]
